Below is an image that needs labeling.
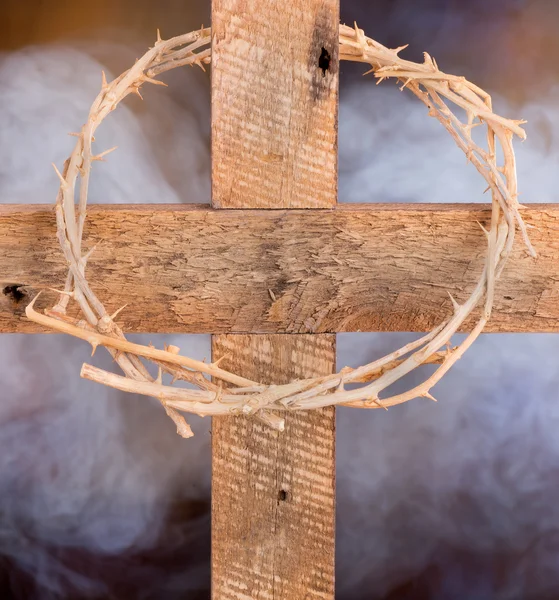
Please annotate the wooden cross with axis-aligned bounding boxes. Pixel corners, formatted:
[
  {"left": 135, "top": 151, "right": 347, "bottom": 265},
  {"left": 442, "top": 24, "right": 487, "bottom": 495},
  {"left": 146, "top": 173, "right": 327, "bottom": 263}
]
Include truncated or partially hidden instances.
[{"left": 1, "top": 0, "right": 558, "bottom": 597}]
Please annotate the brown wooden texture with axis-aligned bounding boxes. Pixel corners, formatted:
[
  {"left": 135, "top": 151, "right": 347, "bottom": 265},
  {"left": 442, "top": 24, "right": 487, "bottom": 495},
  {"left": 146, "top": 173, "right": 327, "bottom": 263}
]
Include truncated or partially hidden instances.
[
  {"left": 211, "top": 0, "right": 338, "bottom": 209},
  {"left": 211, "top": 335, "right": 336, "bottom": 599},
  {"left": 2, "top": 204, "right": 559, "bottom": 334},
  {"left": 211, "top": 0, "right": 338, "bottom": 597}
]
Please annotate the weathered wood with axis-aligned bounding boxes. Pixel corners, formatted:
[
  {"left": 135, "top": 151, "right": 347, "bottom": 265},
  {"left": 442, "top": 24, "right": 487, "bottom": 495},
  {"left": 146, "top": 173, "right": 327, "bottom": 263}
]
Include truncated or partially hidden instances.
[
  {"left": 211, "top": 335, "right": 336, "bottom": 599},
  {"left": 211, "top": 0, "right": 338, "bottom": 597},
  {"left": 2, "top": 204, "right": 559, "bottom": 334},
  {"left": 211, "top": 0, "right": 338, "bottom": 209}
]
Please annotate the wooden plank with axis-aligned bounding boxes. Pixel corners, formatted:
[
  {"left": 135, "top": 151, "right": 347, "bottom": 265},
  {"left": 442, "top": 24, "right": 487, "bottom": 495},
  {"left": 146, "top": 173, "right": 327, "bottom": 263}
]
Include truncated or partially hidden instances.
[
  {"left": 211, "top": 0, "right": 338, "bottom": 209},
  {"left": 211, "top": 0, "right": 338, "bottom": 597},
  {"left": 211, "top": 335, "right": 336, "bottom": 599},
  {"left": 2, "top": 204, "right": 559, "bottom": 334}
]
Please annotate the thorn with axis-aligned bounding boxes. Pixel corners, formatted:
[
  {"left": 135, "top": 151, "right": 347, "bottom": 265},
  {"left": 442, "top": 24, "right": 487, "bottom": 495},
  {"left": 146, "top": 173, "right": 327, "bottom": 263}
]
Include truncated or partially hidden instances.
[
  {"left": 362, "top": 67, "right": 375, "bottom": 77},
  {"left": 464, "top": 122, "right": 483, "bottom": 135},
  {"left": 483, "top": 185, "right": 491, "bottom": 194},
  {"left": 212, "top": 354, "right": 230, "bottom": 368},
  {"left": 195, "top": 60, "right": 207, "bottom": 72},
  {"left": 393, "top": 43, "right": 409, "bottom": 55},
  {"left": 81, "top": 243, "right": 99, "bottom": 265},
  {"left": 447, "top": 291, "right": 460, "bottom": 313},
  {"left": 423, "top": 52, "right": 435, "bottom": 68},
  {"left": 26, "top": 290, "right": 42, "bottom": 312},
  {"left": 353, "top": 21, "right": 365, "bottom": 49},
  {"left": 170, "top": 375, "right": 179, "bottom": 385},
  {"left": 48, "top": 288, "right": 74, "bottom": 297},
  {"left": 90, "top": 341, "right": 99, "bottom": 356},
  {"left": 423, "top": 392, "right": 438, "bottom": 402},
  {"left": 156, "top": 28, "right": 163, "bottom": 44},
  {"left": 109, "top": 303, "right": 128, "bottom": 321},
  {"left": 476, "top": 221, "right": 490, "bottom": 238},
  {"left": 337, "top": 376, "right": 345, "bottom": 392},
  {"left": 92, "top": 146, "right": 118, "bottom": 162},
  {"left": 132, "top": 85, "right": 144, "bottom": 100},
  {"left": 52, "top": 163, "right": 68, "bottom": 189},
  {"left": 101, "top": 70, "right": 108, "bottom": 90},
  {"left": 155, "top": 367, "right": 163, "bottom": 385},
  {"left": 368, "top": 397, "right": 388, "bottom": 411},
  {"left": 399, "top": 78, "right": 412, "bottom": 92},
  {"left": 376, "top": 400, "right": 389, "bottom": 411},
  {"left": 141, "top": 75, "right": 167, "bottom": 87}
]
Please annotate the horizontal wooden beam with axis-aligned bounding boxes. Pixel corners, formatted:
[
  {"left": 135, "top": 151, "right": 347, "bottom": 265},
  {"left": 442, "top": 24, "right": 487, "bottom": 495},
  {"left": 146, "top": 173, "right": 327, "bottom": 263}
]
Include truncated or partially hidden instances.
[{"left": 1, "top": 204, "right": 558, "bottom": 334}]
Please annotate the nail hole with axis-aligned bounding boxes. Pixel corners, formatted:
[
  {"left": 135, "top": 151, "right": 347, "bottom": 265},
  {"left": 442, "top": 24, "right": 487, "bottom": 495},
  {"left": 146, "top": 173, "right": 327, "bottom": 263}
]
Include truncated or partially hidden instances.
[
  {"left": 3, "top": 285, "right": 26, "bottom": 305},
  {"left": 318, "top": 47, "right": 331, "bottom": 77},
  {"left": 278, "top": 489, "right": 288, "bottom": 502}
]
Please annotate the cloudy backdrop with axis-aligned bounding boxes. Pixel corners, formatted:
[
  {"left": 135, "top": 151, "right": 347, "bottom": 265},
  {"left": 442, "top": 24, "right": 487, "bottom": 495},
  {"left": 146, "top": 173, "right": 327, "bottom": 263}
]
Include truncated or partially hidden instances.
[{"left": 0, "top": 1, "right": 558, "bottom": 598}]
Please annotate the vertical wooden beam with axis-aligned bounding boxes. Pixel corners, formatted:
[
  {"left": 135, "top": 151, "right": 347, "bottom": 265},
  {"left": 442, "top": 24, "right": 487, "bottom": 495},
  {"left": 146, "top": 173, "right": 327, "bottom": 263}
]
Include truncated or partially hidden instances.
[
  {"left": 211, "top": 0, "right": 338, "bottom": 209},
  {"left": 212, "top": 336, "right": 336, "bottom": 599},
  {"left": 211, "top": 0, "right": 339, "bottom": 598}
]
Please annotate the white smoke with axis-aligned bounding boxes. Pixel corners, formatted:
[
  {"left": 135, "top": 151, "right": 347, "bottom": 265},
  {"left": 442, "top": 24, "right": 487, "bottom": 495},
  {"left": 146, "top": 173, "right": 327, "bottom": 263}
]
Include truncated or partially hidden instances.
[
  {"left": 336, "top": 81, "right": 559, "bottom": 598},
  {"left": 339, "top": 81, "right": 559, "bottom": 204},
  {"left": 0, "top": 45, "right": 212, "bottom": 598},
  {"left": 0, "top": 45, "right": 210, "bottom": 206},
  {"left": 1, "top": 27, "right": 558, "bottom": 600}
]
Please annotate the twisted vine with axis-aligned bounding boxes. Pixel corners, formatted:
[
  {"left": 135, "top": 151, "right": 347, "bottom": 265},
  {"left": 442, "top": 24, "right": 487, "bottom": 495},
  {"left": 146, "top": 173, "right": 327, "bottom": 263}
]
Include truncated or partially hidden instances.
[{"left": 26, "top": 24, "right": 534, "bottom": 438}]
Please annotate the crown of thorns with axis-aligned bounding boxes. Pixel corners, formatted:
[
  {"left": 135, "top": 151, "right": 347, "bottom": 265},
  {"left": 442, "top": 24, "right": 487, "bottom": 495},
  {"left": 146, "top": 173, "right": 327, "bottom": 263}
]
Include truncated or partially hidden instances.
[{"left": 27, "top": 24, "right": 535, "bottom": 438}]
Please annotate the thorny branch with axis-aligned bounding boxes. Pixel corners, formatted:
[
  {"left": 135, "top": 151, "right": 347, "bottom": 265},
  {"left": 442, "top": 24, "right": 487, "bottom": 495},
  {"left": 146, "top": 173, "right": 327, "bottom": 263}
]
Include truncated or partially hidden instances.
[{"left": 26, "top": 23, "right": 535, "bottom": 437}]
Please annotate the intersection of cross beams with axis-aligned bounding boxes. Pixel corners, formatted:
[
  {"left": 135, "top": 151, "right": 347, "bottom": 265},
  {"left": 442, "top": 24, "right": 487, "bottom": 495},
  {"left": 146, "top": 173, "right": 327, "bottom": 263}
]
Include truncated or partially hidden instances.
[{"left": 1, "top": 1, "right": 558, "bottom": 598}]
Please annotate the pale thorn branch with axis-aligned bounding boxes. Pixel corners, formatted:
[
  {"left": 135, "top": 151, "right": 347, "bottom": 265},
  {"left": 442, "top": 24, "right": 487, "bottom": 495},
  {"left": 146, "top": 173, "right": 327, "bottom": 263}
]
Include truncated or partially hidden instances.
[
  {"left": 52, "top": 163, "right": 68, "bottom": 189},
  {"left": 33, "top": 23, "right": 535, "bottom": 436},
  {"left": 92, "top": 146, "right": 118, "bottom": 162},
  {"left": 447, "top": 292, "right": 461, "bottom": 313},
  {"left": 26, "top": 294, "right": 256, "bottom": 388}
]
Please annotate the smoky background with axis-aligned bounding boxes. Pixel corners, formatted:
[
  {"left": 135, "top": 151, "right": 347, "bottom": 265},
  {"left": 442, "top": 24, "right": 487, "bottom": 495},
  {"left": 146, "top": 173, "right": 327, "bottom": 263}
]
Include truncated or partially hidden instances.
[{"left": 1, "top": 0, "right": 558, "bottom": 598}]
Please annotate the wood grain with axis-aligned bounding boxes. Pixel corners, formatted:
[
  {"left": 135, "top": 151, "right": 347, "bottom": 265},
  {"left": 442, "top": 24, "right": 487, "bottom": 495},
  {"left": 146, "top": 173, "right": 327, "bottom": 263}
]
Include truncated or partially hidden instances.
[
  {"left": 211, "top": 0, "right": 338, "bottom": 208},
  {"left": 211, "top": 0, "right": 338, "bottom": 597},
  {"left": 2, "top": 204, "right": 559, "bottom": 334},
  {"left": 211, "top": 335, "right": 336, "bottom": 600}
]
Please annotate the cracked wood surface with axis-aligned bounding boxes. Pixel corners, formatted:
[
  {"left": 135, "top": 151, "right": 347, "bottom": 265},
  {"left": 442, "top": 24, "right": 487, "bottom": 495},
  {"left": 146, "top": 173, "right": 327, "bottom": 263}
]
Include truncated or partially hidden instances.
[
  {"left": 211, "top": 0, "right": 338, "bottom": 598},
  {"left": 1, "top": 204, "right": 558, "bottom": 334}
]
